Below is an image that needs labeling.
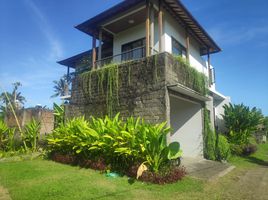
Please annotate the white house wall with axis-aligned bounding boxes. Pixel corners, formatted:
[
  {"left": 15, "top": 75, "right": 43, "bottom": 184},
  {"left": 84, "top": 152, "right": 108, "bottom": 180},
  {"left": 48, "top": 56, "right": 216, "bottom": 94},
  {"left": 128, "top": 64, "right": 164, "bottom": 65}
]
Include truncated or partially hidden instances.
[
  {"left": 169, "top": 95, "right": 203, "bottom": 158},
  {"left": 163, "top": 11, "right": 207, "bottom": 74},
  {"left": 112, "top": 9, "right": 208, "bottom": 76},
  {"left": 113, "top": 22, "right": 146, "bottom": 60},
  {"left": 214, "top": 96, "right": 231, "bottom": 133}
]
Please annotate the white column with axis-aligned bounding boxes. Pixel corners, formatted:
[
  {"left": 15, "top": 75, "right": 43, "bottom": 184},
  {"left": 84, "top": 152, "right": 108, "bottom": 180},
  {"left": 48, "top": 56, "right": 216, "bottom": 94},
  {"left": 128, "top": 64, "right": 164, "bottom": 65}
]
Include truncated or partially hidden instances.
[{"left": 150, "top": 6, "right": 155, "bottom": 54}]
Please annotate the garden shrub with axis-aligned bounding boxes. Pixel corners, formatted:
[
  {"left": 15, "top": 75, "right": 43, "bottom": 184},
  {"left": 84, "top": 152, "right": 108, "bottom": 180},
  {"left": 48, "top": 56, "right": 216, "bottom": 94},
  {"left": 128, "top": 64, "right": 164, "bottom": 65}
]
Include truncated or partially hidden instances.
[
  {"left": 47, "top": 114, "right": 184, "bottom": 183},
  {"left": 53, "top": 103, "right": 64, "bottom": 128},
  {"left": 203, "top": 109, "right": 216, "bottom": 160},
  {"left": 230, "top": 143, "right": 257, "bottom": 156},
  {"left": 222, "top": 103, "right": 263, "bottom": 156},
  {"left": 230, "top": 144, "right": 244, "bottom": 156},
  {"left": 0, "top": 118, "right": 42, "bottom": 156},
  {"left": 242, "top": 144, "right": 257, "bottom": 156},
  {"left": 127, "top": 164, "right": 186, "bottom": 184},
  {"left": 223, "top": 103, "right": 262, "bottom": 146},
  {"left": 216, "top": 134, "right": 230, "bottom": 161},
  {"left": 23, "top": 119, "right": 40, "bottom": 152},
  {"left": 0, "top": 120, "right": 16, "bottom": 151}
]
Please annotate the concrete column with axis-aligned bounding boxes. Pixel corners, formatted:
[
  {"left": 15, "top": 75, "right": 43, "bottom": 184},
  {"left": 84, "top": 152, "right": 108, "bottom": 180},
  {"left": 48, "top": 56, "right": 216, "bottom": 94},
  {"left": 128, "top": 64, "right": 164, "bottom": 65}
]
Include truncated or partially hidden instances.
[
  {"left": 207, "top": 48, "right": 211, "bottom": 86},
  {"left": 92, "top": 36, "right": 96, "bottom": 69},
  {"left": 185, "top": 30, "right": 190, "bottom": 62},
  {"left": 158, "top": 0, "right": 163, "bottom": 52},
  {"left": 146, "top": 0, "right": 150, "bottom": 57},
  {"left": 98, "top": 29, "right": 102, "bottom": 62},
  {"left": 150, "top": 5, "right": 155, "bottom": 54}
]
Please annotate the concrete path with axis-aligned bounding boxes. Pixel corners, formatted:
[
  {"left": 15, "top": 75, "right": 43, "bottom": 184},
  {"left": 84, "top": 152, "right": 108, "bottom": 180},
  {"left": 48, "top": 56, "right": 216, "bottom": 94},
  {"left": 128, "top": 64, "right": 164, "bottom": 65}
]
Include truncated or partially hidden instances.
[
  {"left": 181, "top": 157, "right": 235, "bottom": 181},
  {"left": 0, "top": 185, "right": 11, "bottom": 200},
  {"left": 221, "top": 166, "right": 268, "bottom": 200}
]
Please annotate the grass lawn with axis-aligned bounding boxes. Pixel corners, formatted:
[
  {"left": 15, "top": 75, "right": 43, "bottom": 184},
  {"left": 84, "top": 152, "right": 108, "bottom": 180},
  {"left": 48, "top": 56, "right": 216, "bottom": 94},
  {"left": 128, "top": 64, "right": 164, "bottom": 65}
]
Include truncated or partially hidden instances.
[{"left": 0, "top": 143, "right": 267, "bottom": 200}]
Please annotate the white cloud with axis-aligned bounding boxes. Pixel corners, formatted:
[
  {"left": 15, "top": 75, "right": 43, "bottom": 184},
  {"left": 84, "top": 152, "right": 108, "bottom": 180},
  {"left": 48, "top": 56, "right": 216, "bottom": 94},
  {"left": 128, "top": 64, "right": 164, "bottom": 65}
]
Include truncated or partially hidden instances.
[
  {"left": 208, "top": 24, "right": 268, "bottom": 46},
  {"left": 24, "top": 0, "right": 63, "bottom": 60}
]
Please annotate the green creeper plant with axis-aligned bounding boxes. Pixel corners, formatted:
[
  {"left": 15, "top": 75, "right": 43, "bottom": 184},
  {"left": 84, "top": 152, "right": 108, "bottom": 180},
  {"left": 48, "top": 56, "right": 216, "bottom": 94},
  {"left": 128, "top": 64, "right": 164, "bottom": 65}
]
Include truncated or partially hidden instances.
[
  {"left": 203, "top": 108, "right": 216, "bottom": 160},
  {"left": 80, "top": 63, "right": 119, "bottom": 117},
  {"left": 174, "top": 56, "right": 208, "bottom": 96}
]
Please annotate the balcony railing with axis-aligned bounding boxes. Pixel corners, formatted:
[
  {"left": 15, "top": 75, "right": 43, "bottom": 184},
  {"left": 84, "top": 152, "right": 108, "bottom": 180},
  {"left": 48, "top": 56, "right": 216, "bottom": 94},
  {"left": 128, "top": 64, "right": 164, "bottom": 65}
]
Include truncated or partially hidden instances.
[
  {"left": 72, "top": 46, "right": 158, "bottom": 76},
  {"left": 95, "top": 46, "right": 146, "bottom": 68}
]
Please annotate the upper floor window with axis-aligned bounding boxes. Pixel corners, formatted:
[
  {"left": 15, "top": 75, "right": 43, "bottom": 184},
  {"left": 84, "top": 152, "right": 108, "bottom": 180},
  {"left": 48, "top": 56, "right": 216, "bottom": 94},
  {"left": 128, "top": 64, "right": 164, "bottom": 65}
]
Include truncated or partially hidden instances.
[
  {"left": 121, "top": 38, "right": 145, "bottom": 61},
  {"left": 172, "top": 37, "right": 186, "bottom": 57}
]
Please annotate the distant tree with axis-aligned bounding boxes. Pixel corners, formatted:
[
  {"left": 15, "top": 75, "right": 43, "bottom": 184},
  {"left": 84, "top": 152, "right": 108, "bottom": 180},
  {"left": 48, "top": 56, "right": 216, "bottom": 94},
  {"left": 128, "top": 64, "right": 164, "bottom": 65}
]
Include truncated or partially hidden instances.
[
  {"left": 0, "top": 82, "right": 26, "bottom": 113},
  {"left": 222, "top": 103, "right": 263, "bottom": 144},
  {"left": 263, "top": 116, "right": 268, "bottom": 136},
  {"left": 51, "top": 75, "right": 71, "bottom": 98}
]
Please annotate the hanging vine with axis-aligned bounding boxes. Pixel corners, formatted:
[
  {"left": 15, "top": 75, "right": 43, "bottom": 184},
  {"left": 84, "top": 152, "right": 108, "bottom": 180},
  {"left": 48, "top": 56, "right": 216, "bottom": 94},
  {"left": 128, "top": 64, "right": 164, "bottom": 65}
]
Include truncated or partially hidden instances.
[
  {"left": 77, "top": 54, "right": 164, "bottom": 117},
  {"left": 173, "top": 55, "right": 208, "bottom": 95},
  {"left": 79, "top": 63, "right": 120, "bottom": 117}
]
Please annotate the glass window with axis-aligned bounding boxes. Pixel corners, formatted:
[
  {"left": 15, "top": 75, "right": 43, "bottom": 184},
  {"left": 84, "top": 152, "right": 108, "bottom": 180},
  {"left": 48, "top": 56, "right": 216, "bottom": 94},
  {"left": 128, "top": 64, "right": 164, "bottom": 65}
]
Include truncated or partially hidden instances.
[
  {"left": 172, "top": 37, "right": 186, "bottom": 57},
  {"left": 121, "top": 38, "right": 145, "bottom": 61}
]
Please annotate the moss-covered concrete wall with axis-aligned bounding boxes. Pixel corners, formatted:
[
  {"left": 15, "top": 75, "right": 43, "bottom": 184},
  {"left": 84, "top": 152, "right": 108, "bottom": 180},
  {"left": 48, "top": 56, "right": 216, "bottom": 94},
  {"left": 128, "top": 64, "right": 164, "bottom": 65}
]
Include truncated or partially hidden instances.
[
  {"left": 66, "top": 53, "right": 169, "bottom": 123},
  {"left": 66, "top": 52, "right": 207, "bottom": 124}
]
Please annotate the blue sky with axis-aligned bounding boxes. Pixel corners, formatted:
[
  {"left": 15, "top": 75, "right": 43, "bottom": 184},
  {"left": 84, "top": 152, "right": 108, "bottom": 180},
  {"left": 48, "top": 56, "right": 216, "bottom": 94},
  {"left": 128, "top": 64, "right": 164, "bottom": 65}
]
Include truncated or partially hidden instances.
[{"left": 0, "top": 0, "right": 267, "bottom": 115}]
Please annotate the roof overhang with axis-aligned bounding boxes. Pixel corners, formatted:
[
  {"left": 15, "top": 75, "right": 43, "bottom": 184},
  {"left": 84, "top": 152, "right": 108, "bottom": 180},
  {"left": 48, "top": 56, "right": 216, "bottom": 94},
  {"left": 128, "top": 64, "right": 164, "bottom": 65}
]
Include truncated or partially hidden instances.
[
  {"left": 163, "top": 0, "right": 221, "bottom": 55},
  {"left": 57, "top": 50, "right": 91, "bottom": 68},
  {"left": 168, "top": 83, "right": 210, "bottom": 102},
  {"left": 75, "top": 0, "right": 221, "bottom": 55},
  {"left": 210, "top": 89, "right": 227, "bottom": 101}
]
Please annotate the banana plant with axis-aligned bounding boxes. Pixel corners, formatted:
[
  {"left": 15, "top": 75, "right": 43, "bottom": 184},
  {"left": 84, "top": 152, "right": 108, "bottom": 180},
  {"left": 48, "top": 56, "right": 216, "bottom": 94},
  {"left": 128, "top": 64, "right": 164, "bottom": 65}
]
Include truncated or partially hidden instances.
[
  {"left": 137, "top": 122, "right": 182, "bottom": 172},
  {"left": 53, "top": 103, "right": 64, "bottom": 128},
  {"left": 23, "top": 119, "right": 40, "bottom": 151}
]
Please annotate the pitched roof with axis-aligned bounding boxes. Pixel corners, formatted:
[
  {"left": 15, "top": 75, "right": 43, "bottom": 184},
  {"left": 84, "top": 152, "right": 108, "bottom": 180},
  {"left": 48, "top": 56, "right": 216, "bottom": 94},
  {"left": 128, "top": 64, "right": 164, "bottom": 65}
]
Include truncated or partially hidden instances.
[
  {"left": 75, "top": 0, "right": 221, "bottom": 55},
  {"left": 57, "top": 50, "right": 91, "bottom": 68}
]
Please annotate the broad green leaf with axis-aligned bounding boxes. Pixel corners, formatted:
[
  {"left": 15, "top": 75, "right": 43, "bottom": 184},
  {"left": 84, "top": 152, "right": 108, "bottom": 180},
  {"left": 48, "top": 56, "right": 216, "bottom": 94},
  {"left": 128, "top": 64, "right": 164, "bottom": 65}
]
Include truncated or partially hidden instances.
[{"left": 167, "top": 142, "right": 182, "bottom": 160}]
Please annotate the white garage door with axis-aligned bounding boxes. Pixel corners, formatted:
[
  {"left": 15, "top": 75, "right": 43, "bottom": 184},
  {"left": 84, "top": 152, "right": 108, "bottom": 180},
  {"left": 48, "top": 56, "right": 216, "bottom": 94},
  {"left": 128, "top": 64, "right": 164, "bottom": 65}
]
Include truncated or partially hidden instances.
[{"left": 169, "top": 95, "right": 203, "bottom": 158}]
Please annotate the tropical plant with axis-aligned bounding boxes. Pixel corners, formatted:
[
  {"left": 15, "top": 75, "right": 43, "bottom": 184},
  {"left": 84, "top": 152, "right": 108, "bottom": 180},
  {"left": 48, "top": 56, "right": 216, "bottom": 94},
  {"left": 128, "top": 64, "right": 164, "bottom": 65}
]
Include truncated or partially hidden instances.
[
  {"left": 53, "top": 103, "right": 64, "bottom": 128},
  {"left": 0, "top": 120, "right": 16, "bottom": 151},
  {"left": 216, "top": 134, "right": 230, "bottom": 161},
  {"left": 51, "top": 75, "right": 71, "bottom": 98},
  {"left": 222, "top": 103, "right": 263, "bottom": 145},
  {"left": 0, "top": 120, "right": 9, "bottom": 150},
  {"left": 137, "top": 122, "right": 182, "bottom": 172},
  {"left": 47, "top": 114, "right": 182, "bottom": 174},
  {"left": 23, "top": 119, "right": 41, "bottom": 151}
]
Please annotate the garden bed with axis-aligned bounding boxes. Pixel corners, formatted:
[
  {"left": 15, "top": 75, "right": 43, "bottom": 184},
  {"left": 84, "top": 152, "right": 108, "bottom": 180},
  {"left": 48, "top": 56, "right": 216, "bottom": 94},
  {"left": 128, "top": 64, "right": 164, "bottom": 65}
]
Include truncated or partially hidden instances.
[{"left": 50, "top": 153, "right": 186, "bottom": 184}]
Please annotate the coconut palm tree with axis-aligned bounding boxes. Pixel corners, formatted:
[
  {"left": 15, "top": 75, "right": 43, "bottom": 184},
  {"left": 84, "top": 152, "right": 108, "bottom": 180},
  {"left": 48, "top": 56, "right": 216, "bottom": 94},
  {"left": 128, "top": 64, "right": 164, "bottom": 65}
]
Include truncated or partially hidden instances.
[
  {"left": 0, "top": 82, "right": 26, "bottom": 112},
  {"left": 51, "top": 75, "right": 71, "bottom": 98}
]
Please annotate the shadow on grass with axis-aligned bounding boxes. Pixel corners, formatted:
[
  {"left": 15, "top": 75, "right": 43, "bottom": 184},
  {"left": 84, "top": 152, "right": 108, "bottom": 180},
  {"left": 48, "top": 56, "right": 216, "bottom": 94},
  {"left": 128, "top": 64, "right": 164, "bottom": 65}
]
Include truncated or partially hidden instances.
[{"left": 245, "top": 156, "right": 268, "bottom": 167}]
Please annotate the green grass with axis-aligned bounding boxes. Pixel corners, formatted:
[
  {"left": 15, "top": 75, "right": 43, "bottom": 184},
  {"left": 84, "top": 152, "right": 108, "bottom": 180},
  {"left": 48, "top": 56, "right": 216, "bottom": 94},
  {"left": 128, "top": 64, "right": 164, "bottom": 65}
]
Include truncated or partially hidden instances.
[
  {"left": 0, "top": 143, "right": 267, "bottom": 200},
  {"left": 229, "top": 143, "right": 268, "bottom": 168},
  {"left": 0, "top": 159, "right": 203, "bottom": 200}
]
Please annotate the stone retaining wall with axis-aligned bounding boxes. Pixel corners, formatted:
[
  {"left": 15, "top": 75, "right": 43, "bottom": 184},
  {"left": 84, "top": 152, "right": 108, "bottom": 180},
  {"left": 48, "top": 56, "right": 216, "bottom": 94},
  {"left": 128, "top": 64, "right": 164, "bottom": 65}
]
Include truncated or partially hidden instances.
[{"left": 66, "top": 52, "right": 207, "bottom": 123}]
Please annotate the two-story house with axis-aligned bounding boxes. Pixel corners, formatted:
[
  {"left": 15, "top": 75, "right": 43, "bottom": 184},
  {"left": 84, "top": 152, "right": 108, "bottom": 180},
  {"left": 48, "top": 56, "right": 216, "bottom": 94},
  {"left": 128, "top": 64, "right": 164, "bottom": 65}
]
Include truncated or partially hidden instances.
[{"left": 58, "top": 0, "right": 230, "bottom": 158}]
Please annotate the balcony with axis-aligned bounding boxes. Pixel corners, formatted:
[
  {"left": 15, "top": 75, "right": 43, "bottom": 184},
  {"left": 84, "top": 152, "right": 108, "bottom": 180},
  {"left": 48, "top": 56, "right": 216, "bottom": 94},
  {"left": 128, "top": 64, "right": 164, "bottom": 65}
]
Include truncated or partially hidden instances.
[
  {"left": 95, "top": 46, "right": 146, "bottom": 69},
  {"left": 72, "top": 46, "right": 159, "bottom": 75}
]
